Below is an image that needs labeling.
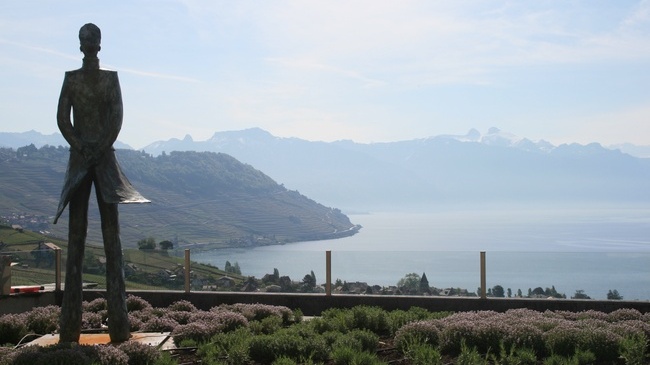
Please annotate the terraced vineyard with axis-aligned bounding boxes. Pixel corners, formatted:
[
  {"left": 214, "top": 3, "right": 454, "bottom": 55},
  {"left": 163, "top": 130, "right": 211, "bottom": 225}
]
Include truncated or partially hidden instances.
[{"left": 0, "top": 146, "right": 359, "bottom": 248}]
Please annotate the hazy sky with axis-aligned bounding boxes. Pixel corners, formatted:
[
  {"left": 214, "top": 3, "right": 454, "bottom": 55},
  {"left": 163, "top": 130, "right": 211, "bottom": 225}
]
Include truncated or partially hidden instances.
[{"left": 1, "top": 1, "right": 649, "bottom": 149}]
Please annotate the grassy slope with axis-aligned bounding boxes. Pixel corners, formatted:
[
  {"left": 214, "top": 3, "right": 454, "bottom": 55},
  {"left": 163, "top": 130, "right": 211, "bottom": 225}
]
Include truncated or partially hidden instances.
[{"left": 0, "top": 225, "right": 245, "bottom": 290}]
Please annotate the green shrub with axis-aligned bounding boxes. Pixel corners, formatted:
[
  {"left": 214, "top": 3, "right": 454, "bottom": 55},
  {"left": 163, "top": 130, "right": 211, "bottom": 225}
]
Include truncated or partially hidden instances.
[
  {"left": 248, "top": 330, "right": 328, "bottom": 364},
  {"left": 488, "top": 341, "right": 537, "bottom": 365},
  {"left": 257, "top": 315, "right": 284, "bottom": 334},
  {"left": 405, "top": 343, "right": 442, "bottom": 365},
  {"left": 346, "top": 329, "right": 379, "bottom": 352},
  {"left": 456, "top": 340, "right": 488, "bottom": 365},
  {"left": 351, "top": 306, "right": 390, "bottom": 335},
  {"left": 198, "top": 327, "right": 251, "bottom": 365},
  {"left": 271, "top": 356, "right": 297, "bottom": 365},
  {"left": 576, "top": 326, "right": 621, "bottom": 361},
  {"left": 620, "top": 334, "right": 648, "bottom": 365},
  {"left": 331, "top": 346, "right": 356, "bottom": 365},
  {"left": 331, "top": 346, "right": 386, "bottom": 365}
]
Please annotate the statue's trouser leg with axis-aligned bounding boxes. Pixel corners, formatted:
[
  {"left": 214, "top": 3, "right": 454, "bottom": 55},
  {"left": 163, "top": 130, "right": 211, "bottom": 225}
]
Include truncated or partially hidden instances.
[
  {"left": 59, "top": 176, "right": 92, "bottom": 343},
  {"left": 97, "top": 189, "right": 130, "bottom": 342}
]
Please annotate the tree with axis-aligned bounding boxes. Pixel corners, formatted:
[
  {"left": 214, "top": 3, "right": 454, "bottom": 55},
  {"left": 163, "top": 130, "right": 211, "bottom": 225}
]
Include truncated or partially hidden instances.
[
  {"left": 137, "top": 237, "right": 156, "bottom": 250},
  {"left": 507, "top": 288, "right": 512, "bottom": 298},
  {"left": 397, "top": 273, "right": 421, "bottom": 294},
  {"left": 531, "top": 287, "right": 545, "bottom": 296},
  {"left": 419, "top": 272, "right": 431, "bottom": 294},
  {"left": 607, "top": 289, "right": 623, "bottom": 300},
  {"left": 158, "top": 240, "right": 174, "bottom": 250},
  {"left": 225, "top": 261, "right": 241, "bottom": 275},
  {"left": 517, "top": 289, "right": 523, "bottom": 297},
  {"left": 492, "top": 285, "right": 505, "bottom": 297},
  {"left": 301, "top": 271, "right": 316, "bottom": 292},
  {"left": 572, "top": 289, "right": 591, "bottom": 299}
]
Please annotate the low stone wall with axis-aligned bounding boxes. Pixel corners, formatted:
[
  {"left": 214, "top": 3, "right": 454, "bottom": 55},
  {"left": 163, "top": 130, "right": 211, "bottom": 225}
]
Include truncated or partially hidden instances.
[
  {"left": 2, "top": 290, "right": 650, "bottom": 316},
  {"left": 83, "top": 290, "right": 650, "bottom": 315}
]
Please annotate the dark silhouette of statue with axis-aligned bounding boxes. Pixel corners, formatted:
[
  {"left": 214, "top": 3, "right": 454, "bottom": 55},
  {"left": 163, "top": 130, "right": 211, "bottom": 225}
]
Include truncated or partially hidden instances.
[{"left": 53, "top": 23, "right": 149, "bottom": 343}]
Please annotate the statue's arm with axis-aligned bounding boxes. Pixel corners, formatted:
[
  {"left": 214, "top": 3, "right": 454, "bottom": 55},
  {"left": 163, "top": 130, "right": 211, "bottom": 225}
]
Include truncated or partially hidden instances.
[
  {"left": 56, "top": 75, "right": 84, "bottom": 153},
  {"left": 98, "top": 72, "right": 123, "bottom": 152}
]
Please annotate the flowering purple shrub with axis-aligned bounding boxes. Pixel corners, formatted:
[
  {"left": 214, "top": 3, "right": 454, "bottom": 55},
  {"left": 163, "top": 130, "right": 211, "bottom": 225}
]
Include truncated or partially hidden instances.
[
  {"left": 94, "top": 345, "right": 129, "bottom": 365},
  {"left": 608, "top": 308, "right": 643, "bottom": 322},
  {"left": 543, "top": 322, "right": 584, "bottom": 357},
  {"left": 9, "top": 342, "right": 125, "bottom": 365},
  {"left": 171, "top": 321, "right": 212, "bottom": 345},
  {"left": 0, "top": 346, "right": 17, "bottom": 365},
  {"left": 167, "top": 299, "right": 197, "bottom": 312},
  {"left": 129, "top": 307, "right": 155, "bottom": 323},
  {"left": 164, "top": 310, "right": 193, "bottom": 325},
  {"left": 171, "top": 310, "right": 249, "bottom": 345},
  {"left": 82, "top": 297, "right": 107, "bottom": 313},
  {"left": 0, "top": 313, "right": 28, "bottom": 345},
  {"left": 206, "top": 311, "right": 249, "bottom": 332},
  {"left": 81, "top": 311, "right": 104, "bottom": 330},
  {"left": 141, "top": 316, "right": 179, "bottom": 332},
  {"left": 127, "top": 313, "right": 144, "bottom": 332},
  {"left": 396, "top": 308, "right": 647, "bottom": 360},
  {"left": 218, "top": 303, "right": 293, "bottom": 324},
  {"left": 25, "top": 305, "right": 60, "bottom": 335},
  {"left": 118, "top": 341, "right": 161, "bottom": 365},
  {"left": 125, "top": 295, "right": 151, "bottom": 312},
  {"left": 394, "top": 320, "right": 441, "bottom": 351}
]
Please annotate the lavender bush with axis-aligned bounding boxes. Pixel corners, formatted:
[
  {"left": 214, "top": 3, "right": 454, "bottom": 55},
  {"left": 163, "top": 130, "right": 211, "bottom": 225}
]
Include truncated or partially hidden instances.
[
  {"left": 125, "top": 295, "right": 152, "bottom": 312},
  {"left": 218, "top": 303, "right": 293, "bottom": 324},
  {"left": 118, "top": 340, "right": 161, "bottom": 365},
  {"left": 0, "top": 313, "right": 28, "bottom": 345},
  {"left": 82, "top": 297, "right": 107, "bottom": 313},
  {"left": 25, "top": 305, "right": 60, "bottom": 335},
  {"left": 167, "top": 300, "right": 197, "bottom": 312}
]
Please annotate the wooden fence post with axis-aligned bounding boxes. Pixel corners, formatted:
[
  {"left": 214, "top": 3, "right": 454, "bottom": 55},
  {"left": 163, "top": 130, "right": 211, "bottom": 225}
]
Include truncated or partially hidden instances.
[
  {"left": 326, "top": 251, "right": 332, "bottom": 296},
  {"left": 480, "top": 251, "right": 487, "bottom": 299},
  {"left": 184, "top": 249, "right": 191, "bottom": 293}
]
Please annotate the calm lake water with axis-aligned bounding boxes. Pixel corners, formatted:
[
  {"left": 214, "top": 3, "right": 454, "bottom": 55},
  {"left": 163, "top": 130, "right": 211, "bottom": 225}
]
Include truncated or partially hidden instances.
[{"left": 192, "top": 207, "right": 650, "bottom": 300}]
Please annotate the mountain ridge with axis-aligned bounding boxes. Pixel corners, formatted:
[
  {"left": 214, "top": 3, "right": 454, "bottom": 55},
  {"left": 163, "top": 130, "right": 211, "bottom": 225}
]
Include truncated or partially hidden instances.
[
  {"left": 0, "top": 145, "right": 359, "bottom": 248},
  {"left": 3, "top": 128, "right": 650, "bottom": 211}
]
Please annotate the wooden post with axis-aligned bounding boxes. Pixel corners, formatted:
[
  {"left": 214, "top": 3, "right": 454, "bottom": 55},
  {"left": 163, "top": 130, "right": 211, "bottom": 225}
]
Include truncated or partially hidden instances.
[
  {"left": 0, "top": 255, "right": 10, "bottom": 295},
  {"left": 326, "top": 251, "right": 332, "bottom": 296},
  {"left": 184, "top": 249, "right": 191, "bottom": 293},
  {"left": 480, "top": 251, "right": 487, "bottom": 299},
  {"left": 55, "top": 248, "right": 62, "bottom": 292}
]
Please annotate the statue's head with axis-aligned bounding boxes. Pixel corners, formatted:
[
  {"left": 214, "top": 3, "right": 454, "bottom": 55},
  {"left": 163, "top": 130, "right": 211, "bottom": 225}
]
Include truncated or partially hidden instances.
[{"left": 79, "top": 23, "right": 101, "bottom": 56}]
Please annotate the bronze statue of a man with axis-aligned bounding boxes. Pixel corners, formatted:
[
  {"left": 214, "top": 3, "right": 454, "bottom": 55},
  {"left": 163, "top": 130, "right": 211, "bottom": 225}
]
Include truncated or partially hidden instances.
[{"left": 54, "top": 23, "right": 149, "bottom": 343}]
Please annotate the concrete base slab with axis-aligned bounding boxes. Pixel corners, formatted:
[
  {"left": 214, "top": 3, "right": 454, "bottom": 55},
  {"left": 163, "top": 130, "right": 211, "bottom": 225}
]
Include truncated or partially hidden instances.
[{"left": 26, "top": 332, "right": 173, "bottom": 349}]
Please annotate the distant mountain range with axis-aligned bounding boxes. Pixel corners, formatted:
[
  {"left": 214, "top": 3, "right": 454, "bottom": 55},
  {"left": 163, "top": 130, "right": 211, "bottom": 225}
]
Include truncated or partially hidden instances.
[
  {"left": 140, "top": 127, "right": 650, "bottom": 210},
  {"left": 2, "top": 128, "right": 650, "bottom": 212}
]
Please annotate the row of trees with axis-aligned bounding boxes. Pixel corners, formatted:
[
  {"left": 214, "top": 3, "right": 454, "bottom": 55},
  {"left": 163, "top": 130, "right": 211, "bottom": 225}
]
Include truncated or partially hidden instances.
[
  {"left": 396, "top": 273, "right": 624, "bottom": 300},
  {"left": 137, "top": 237, "right": 174, "bottom": 250}
]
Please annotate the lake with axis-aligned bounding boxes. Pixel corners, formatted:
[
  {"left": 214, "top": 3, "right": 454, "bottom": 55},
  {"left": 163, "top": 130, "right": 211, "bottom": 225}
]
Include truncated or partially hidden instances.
[{"left": 192, "top": 206, "right": 650, "bottom": 300}]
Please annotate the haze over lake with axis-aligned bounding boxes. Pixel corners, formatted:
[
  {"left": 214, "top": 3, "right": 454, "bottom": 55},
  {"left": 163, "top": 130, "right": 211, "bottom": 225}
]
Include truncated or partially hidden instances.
[{"left": 193, "top": 205, "right": 650, "bottom": 300}]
